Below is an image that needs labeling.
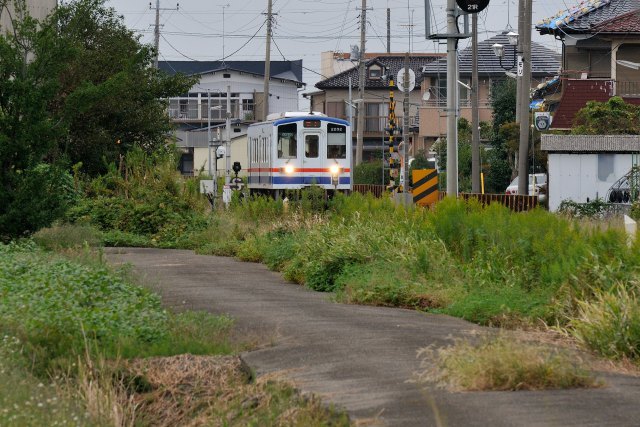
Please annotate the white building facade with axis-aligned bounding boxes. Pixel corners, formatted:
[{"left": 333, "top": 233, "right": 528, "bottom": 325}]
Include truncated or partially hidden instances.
[{"left": 542, "top": 135, "right": 640, "bottom": 211}]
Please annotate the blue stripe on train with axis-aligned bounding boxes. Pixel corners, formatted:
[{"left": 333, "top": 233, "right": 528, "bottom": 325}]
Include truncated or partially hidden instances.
[{"left": 248, "top": 176, "right": 351, "bottom": 185}]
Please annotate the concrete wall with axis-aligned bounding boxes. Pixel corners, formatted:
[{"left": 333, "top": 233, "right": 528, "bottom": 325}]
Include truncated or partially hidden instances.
[
  {"left": 547, "top": 152, "right": 634, "bottom": 211},
  {"left": 1, "top": 0, "right": 56, "bottom": 33}
]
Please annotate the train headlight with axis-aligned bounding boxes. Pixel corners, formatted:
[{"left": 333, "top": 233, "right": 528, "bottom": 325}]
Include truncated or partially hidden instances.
[
  {"left": 329, "top": 164, "right": 340, "bottom": 176},
  {"left": 283, "top": 164, "right": 295, "bottom": 174}
]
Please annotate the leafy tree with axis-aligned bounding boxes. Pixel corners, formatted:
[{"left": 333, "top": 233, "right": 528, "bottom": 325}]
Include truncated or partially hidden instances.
[
  {"left": 486, "top": 79, "right": 518, "bottom": 192},
  {"left": 573, "top": 96, "right": 640, "bottom": 135},
  {"left": 0, "top": 0, "right": 195, "bottom": 238}
]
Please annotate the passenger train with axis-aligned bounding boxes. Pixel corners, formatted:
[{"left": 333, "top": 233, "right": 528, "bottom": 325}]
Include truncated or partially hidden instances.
[{"left": 247, "top": 112, "right": 352, "bottom": 197}]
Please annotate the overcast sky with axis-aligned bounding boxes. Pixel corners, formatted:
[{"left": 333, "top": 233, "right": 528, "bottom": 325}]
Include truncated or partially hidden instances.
[{"left": 106, "top": 0, "right": 568, "bottom": 94}]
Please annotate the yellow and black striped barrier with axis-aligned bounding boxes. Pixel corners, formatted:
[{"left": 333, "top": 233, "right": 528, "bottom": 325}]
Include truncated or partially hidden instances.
[{"left": 412, "top": 169, "right": 439, "bottom": 207}]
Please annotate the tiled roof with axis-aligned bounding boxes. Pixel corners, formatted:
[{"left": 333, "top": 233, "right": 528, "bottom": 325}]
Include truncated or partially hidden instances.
[
  {"left": 542, "top": 134, "right": 640, "bottom": 152},
  {"left": 537, "top": 0, "right": 640, "bottom": 36},
  {"left": 421, "top": 33, "right": 560, "bottom": 77},
  {"left": 315, "top": 54, "right": 444, "bottom": 90},
  {"left": 593, "top": 9, "right": 640, "bottom": 32},
  {"left": 158, "top": 60, "right": 304, "bottom": 83}
]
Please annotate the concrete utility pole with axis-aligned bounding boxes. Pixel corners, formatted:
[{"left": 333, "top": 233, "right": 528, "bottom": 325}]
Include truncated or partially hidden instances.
[
  {"left": 446, "top": 0, "right": 458, "bottom": 196},
  {"left": 516, "top": 0, "right": 525, "bottom": 123},
  {"left": 471, "top": 12, "right": 481, "bottom": 193},
  {"left": 150, "top": 1, "right": 179, "bottom": 69},
  {"left": 387, "top": 8, "right": 391, "bottom": 53},
  {"left": 517, "top": 0, "right": 532, "bottom": 195},
  {"left": 356, "top": 0, "right": 367, "bottom": 166},
  {"left": 225, "top": 85, "right": 232, "bottom": 185},
  {"left": 153, "top": 0, "right": 160, "bottom": 69},
  {"left": 263, "top": 0, "right": 273, "bottom": 120}
]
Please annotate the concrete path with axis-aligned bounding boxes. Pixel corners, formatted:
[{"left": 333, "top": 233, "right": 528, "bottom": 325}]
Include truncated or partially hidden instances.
[{"left": 106, "top": 248, "right": 640, "bottom": 427}]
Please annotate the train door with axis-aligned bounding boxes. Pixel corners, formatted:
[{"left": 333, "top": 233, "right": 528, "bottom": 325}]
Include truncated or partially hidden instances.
[{"left": 302, "top": 130, "right": 321, "bottom": 185}]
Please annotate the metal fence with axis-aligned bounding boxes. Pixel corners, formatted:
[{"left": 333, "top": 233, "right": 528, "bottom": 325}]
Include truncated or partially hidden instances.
[{"left": 352, "top": 184, "right": 386, "bottom": 198}]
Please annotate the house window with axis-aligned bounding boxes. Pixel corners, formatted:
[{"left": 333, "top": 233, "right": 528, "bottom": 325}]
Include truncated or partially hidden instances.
[
  {"left": 242, "top": 99, "right": 254, "bottom": 111},
  {"left": 223, "top": 73, "right": 231, "bottom": 78},
  {"left": 434, "top": 77, "right": 447, "bottom": 100},
  {"left": 368, "top": 65, "right": 382, "bottom": 80},
  {"left": 598, "top": 154, "right": 614, "bottom": 182},
  {"left": 365, "top": 103, "right": 389, "bottom": 132}
]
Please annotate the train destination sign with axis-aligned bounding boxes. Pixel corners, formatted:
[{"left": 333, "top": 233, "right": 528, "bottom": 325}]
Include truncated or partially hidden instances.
[{"left": 455, "top": 0, "right": 490, "bottom": 13}]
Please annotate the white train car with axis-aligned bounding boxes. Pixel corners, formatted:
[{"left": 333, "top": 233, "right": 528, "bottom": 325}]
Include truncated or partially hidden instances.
[{"left": 247, "top": 112, "right": 352, "bottom": 197}]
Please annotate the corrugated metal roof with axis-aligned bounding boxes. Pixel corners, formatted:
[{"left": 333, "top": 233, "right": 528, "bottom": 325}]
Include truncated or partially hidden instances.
[
  {"left": 550, "top": 79, "right": 614, "bottom": 129},
  {"left": 315, "top": 55, "right": 444, "bottom": 90},
  {"left": 420, "top": 32, "right": 560, "bottom": 77},
  {"left": 536, "top": 0, "right": 639, "bottom": 36},
  {"left": 158, "top": 60, "right": 304, "bottom": 83},
  {"left": 542, "top": 134, "right": 640, "bottom": 151}
]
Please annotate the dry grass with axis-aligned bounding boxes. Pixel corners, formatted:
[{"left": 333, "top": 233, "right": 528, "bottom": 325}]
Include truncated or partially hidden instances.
[
  {"left": 415, "top": 334, "right": 600, "bottom": 392},
  {"left": 123, "top": 354, "right": 350, "bottom": 427}
]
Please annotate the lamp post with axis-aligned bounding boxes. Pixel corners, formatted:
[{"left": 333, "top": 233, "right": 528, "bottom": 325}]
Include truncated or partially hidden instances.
[{"left": 492, "top": 32, "right": 519, "bottom": 70}]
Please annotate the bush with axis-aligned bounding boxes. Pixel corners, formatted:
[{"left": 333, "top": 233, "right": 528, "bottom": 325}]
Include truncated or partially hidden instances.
[
  {"left": 416, "top": 335, "right": 598, "bottom": 391},
  {"left": 570, "top": 284, "right": 640, "bottom": 360},
  {"left": 33, "top": 223, "right": 102, "bottom": 250},
  {"left": 353, "top": 160, "right": 389, "bottom": 185},
  {"left": 0, "top": 164, "right": 78, "bottom": 239}
]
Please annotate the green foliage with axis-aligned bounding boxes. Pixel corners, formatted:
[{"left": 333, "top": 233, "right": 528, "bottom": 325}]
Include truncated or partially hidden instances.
[
  {"left": 490, "top": 79, "right": 517, "bottom": 135},
  {"left": 0, "top": 164, "right": 78, "bottom": 239},
  {"left": 417, "top": 335, "right": 597, "bottom": 391},
  {"left": 67, "top": 147, "right": 209, "bottom": 247},
  {"left": 353, "top": 160, "right": 389, "bottom": 185},
  {"left": 573, "top": 96, "right": 640, "bottom": 135},
  {"left": 0, "top": 0, "right": 194, "bottom": 238},
  {"left": 631, "top": 201, "right": 640, "bottom": 221},
  {"left": 0, "top": 242, "right": 167, "bottom": 373},
  {"left": 33, "top": 223, "right": 102, "bottom": 250},
  {"left": 557, "top": 198, "right": 610, "bottom": 218}
]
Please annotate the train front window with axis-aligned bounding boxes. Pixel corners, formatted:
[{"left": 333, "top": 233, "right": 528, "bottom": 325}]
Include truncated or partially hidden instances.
[
  {"left": 327, "top": 124, "right": 347, "bottom": 159},
  {"left": 277, "top": 123, "right": 297, "bottom": 159},
  {"left": 305, "top": 135, "right": 319, "bottom": 158}
]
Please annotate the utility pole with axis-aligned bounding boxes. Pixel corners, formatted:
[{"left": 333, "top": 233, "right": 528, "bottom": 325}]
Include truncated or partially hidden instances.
[
  {"left": 402, "top": 52, "right": 410, "bottom": 202},
  {"left": 387, "top": 8, "right": 391, "bottom": 53},
  {"left": 517, "top": 0, "right": 532, "bottom": 195},
  {"left": 471, "top": 12, "right": 480, "bottom": 193},
  {"left": 446, "top": 0, "right": 458, "bottom": 196},
  {"left": 263, "top": 0, "right": 273, "bottom": 120},
  {"left": 356, "top": 0, "right": 367, "bottom": 166},
  {"left": 515, "top": 0, "right": 524, "bottom": 128},
  {"left": 225, "top": 85, "right": 231, "bottom": 185},
  {"left": 150, "top": 1, "right": 179, "bottom": 69}
]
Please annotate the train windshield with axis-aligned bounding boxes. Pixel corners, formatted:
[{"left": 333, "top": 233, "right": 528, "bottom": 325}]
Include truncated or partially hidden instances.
[
  {"left": 327, "top": 124, "right": 346, "bottom": 159},
  {"left": 277, "top": 123, "right": 297, "bottom": 159}
]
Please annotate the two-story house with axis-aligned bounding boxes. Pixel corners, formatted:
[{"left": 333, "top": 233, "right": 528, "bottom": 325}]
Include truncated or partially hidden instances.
[
  {"left": 536, "top": 0, "right": 640, "bottom": 129},
  {"left": 308, "top": 53, "right": 444, "bottom": 160},
  {"left": 158, "top": 60, "right": 305, "bottom": 175},
  {"left": 419, "top": 32, "right": 561, "bottom": 149}
]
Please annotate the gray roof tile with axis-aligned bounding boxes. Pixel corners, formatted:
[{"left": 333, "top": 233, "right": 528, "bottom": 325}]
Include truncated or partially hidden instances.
[
  {"left": 537, "top": 0, "right": 640, "bottom": 36},
  {"left": 421, "top": 33, "right": 560, "bottom": 77},
  {"left": 315, "top": 55, "right": 443, "bottom": 90},
  {"left": 158, "top": 60, "right": 304, "bottom": 83}
]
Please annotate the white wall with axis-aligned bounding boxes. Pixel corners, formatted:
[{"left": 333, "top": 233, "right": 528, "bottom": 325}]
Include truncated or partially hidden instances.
[
  {"left": 548, "top": 152, "right": 634, "bottom": 211},
  {"left": 196, "top": 71, "right": 299, "bottom": 115}
]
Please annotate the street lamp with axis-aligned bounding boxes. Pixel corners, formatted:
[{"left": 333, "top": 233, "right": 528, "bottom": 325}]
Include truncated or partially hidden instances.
[{"left": 493, "top": 31, "right": 519, "bottom": 70}]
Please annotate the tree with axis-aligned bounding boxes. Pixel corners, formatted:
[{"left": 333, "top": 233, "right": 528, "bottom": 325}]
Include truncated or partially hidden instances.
[
  {"left": 0, "top": 0, "right": 195, "bottom": 238},
  {"left": 485, "top": 79, "right": 518, "bottom": 193},
  {"left": 573, "top": 96, "right": 640, "bottom": 135}
]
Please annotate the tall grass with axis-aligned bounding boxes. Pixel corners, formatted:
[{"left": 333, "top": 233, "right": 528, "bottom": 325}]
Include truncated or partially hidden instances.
[{"left": 416, "top": 335, "right": 598, "bottom": 391}]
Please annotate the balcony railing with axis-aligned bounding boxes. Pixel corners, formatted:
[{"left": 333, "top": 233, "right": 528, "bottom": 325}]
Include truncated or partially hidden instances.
[
  {"left": 615, "top": 81, "right": 640, "bottom": 98},
  {"left": 167, "top": 98, "right": 243, "bottom": 121}
]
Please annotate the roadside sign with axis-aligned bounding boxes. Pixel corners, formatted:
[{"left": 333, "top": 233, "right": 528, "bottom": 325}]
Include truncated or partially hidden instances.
[
  {"left": 534, "top": 112, "right": 551, "bottom": 131},
  {"left": 199, "top": 180, "right": 214, "bottom": 194},
  {"left": 412, "top": 169, "right": 439, "bottom": 207},
  {"left": 396, "top": 68, "right": 415, "bottom": 92},
  {"left": 456, "top": 0, "right": 490, "bottom": 14},
  {"left": 517, "top": 55, "right": 524, "bottom": 77}
]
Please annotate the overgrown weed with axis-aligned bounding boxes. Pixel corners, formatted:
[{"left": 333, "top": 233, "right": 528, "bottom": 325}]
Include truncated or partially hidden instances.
[{"left": 416, "top": 334, "right": 599, "bottom": 391}]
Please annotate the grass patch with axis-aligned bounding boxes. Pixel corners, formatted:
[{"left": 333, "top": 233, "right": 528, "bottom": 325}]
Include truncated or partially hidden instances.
[
  {"left": 416, "top": 335, "right": 599, "bottom": 391},
  {"left": 32, "top": 223, "right": 102, "bottom": 250},
  {"left": 569, "top": 283, "right": 640, "bottom": 361}
]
